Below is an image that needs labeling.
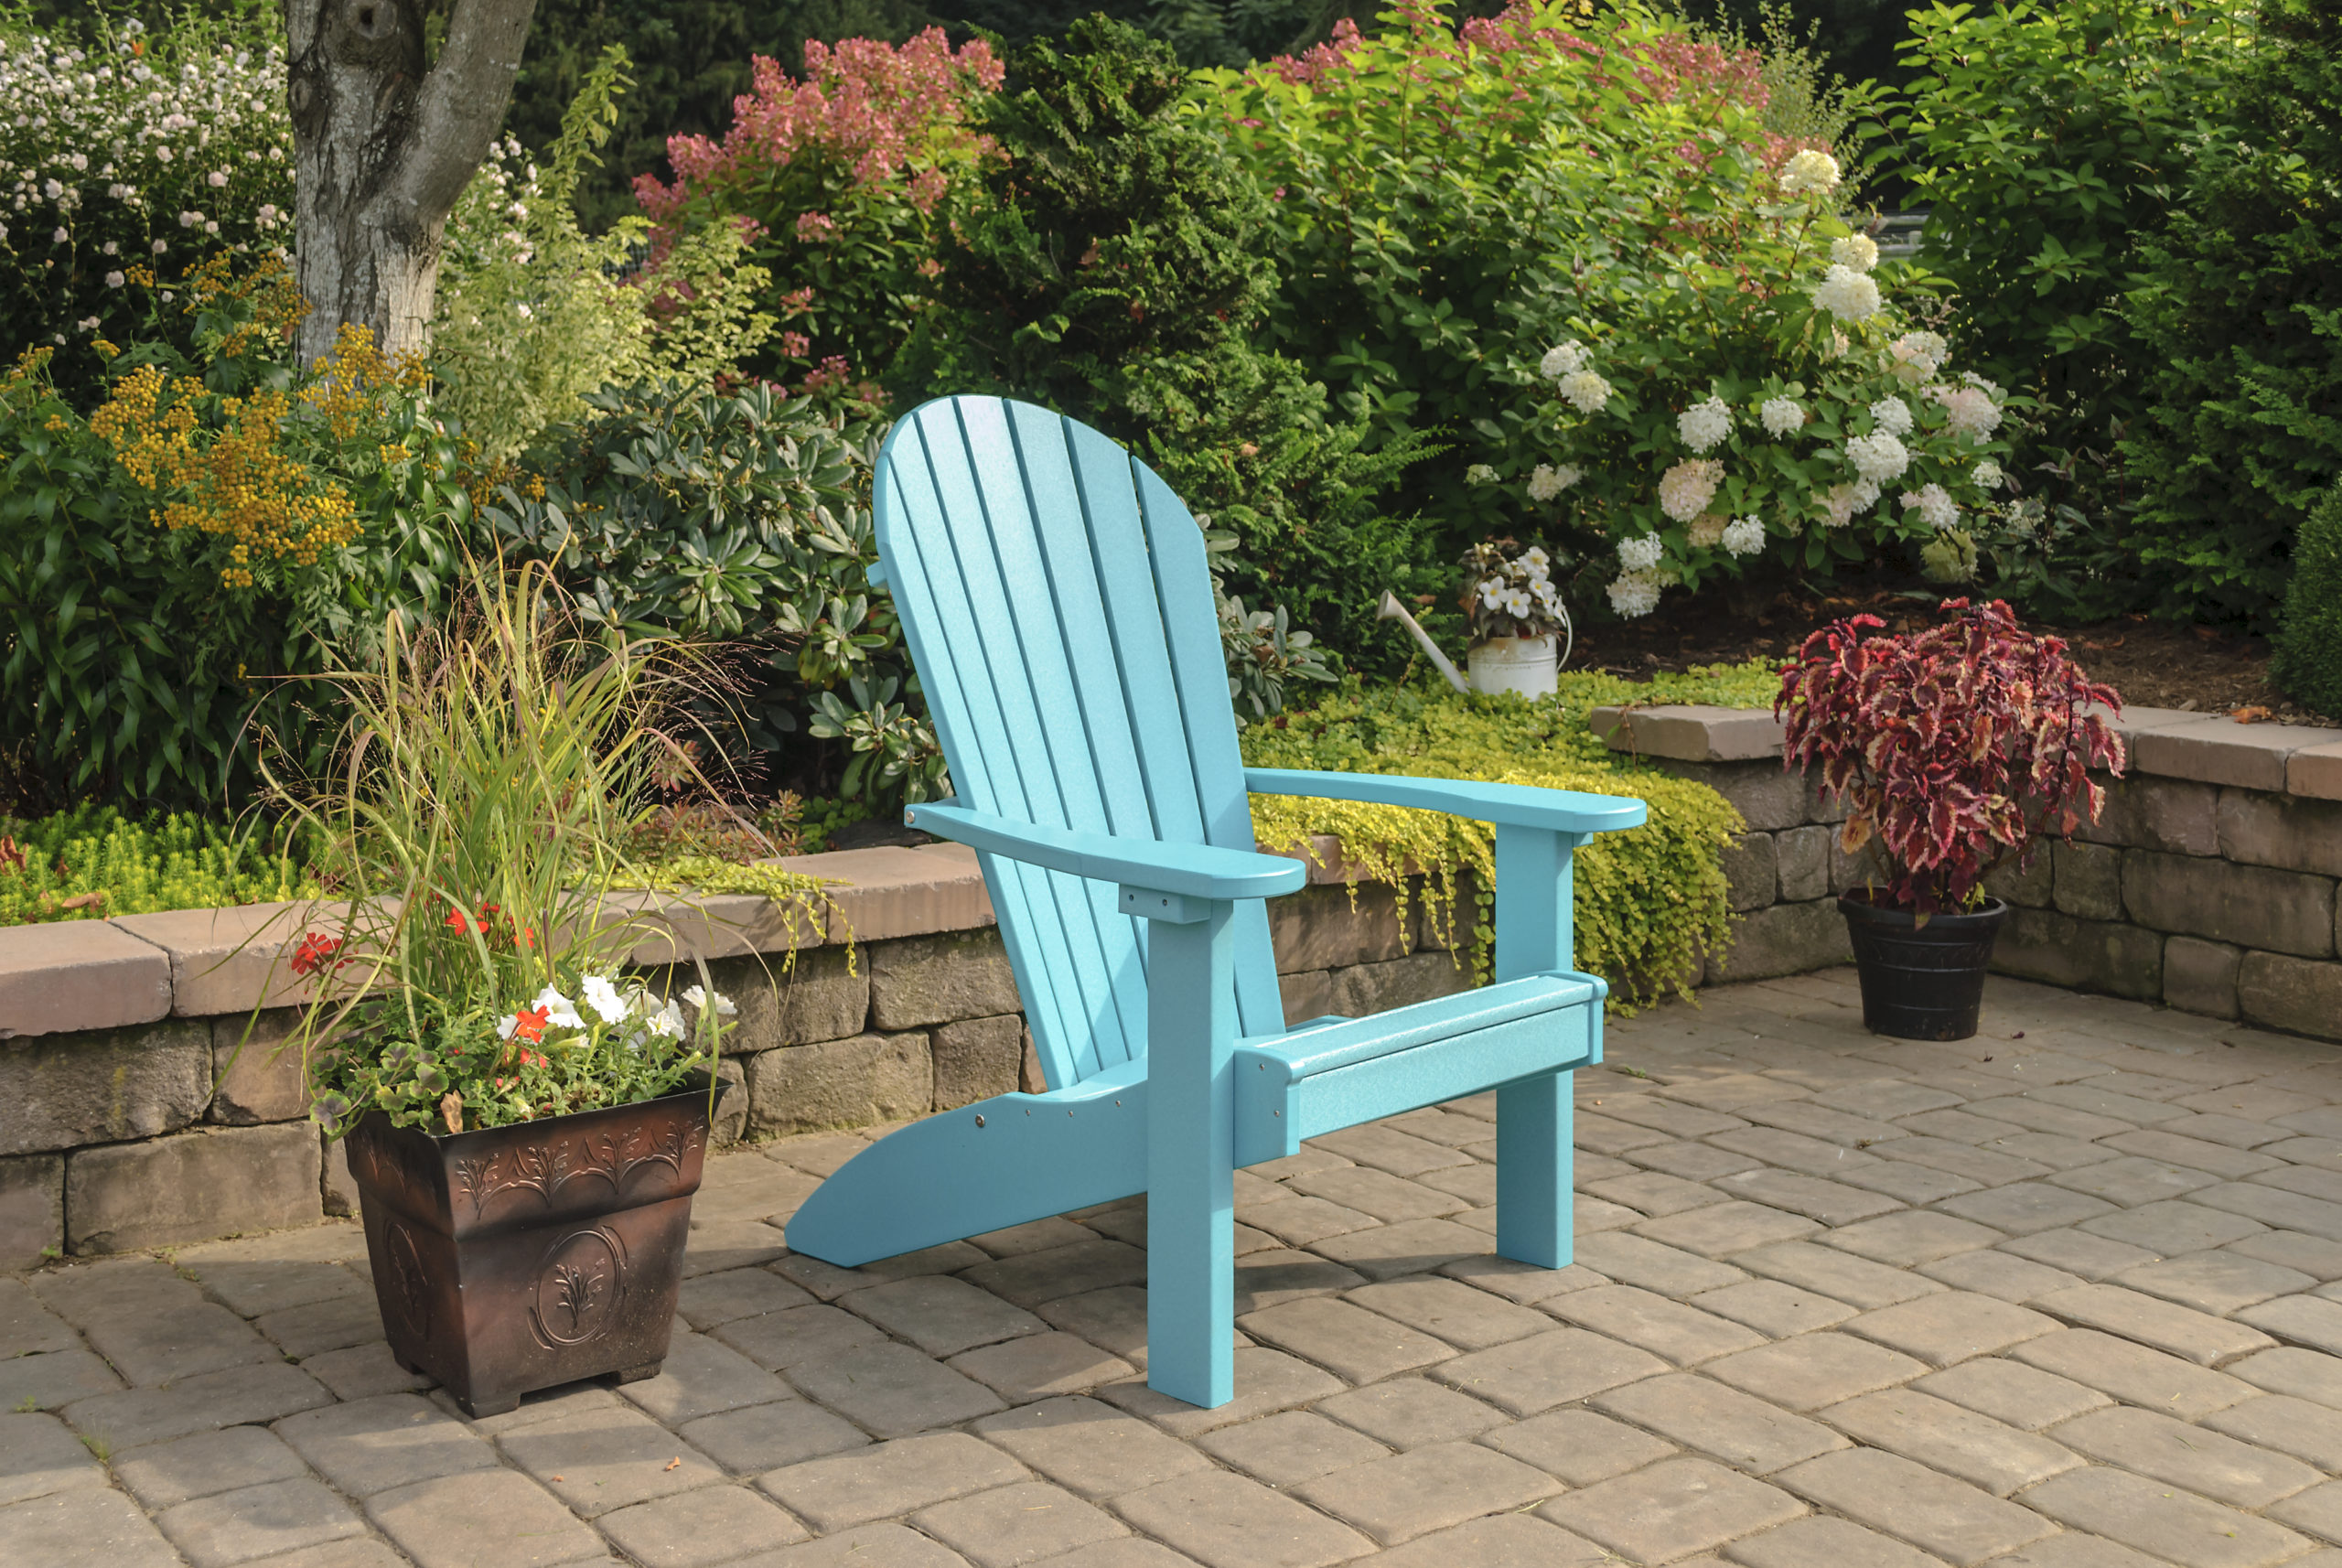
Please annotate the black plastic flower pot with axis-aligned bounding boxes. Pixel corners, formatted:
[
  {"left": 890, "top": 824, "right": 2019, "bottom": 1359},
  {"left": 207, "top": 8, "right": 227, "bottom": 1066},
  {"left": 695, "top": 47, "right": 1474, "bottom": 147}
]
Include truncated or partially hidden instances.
[{"left": 1839, "top": 891, "right": 2009, "bottom": 1041}]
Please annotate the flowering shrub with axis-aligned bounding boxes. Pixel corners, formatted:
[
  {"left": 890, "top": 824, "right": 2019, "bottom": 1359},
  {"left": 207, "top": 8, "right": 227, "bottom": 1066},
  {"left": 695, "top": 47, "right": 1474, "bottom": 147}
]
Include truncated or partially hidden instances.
[
  {"left": 1211, "top": 0, "right": 1883, "bottom": 596},
  {"left": 1519, "top": 148, "right": 2016, "bottom": 618},
  {"left": 1776, "top": 598, "right": 2124, "bottom": 918},
  {"left": 0, "top": 10, "right": 292, "bottom": 396},
  {"left": 1459, "top": 540, "right": 1566, "bottom": 640},
  {"left": 0, "top": 254, "right": 470, "bottom": 811},
  {"left": 632, "top": 28, "right": 1003, "bottom": 391}
]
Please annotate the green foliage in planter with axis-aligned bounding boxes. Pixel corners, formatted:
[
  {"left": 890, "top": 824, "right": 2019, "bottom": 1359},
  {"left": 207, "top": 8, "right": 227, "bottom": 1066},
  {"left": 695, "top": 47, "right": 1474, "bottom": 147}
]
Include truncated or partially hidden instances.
[
  {"left": 2120, "top": 0, "right": 2342, "bottom": 628},
  {"left": 2272, "top": 484, "right": 2342, "bottom": 716},
  {"left": 907, "top": 14, "right": 1440, "bottom": 659},
  {"left": 1242, "top": 660, "right": 1773, "bottom": 1005},
  {"left": 0, "top": 804, "right": 321, "bottom": 926}
]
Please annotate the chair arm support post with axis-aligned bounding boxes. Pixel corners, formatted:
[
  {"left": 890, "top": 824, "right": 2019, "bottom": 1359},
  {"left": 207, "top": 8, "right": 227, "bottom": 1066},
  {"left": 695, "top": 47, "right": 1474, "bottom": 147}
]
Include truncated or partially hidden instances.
[
  {"left": 1144, "top": 897, "right": 1239, "bottom": 1409},
  {"left": 1493, "top": 822, "right": 1590, "bottom": 1271}
]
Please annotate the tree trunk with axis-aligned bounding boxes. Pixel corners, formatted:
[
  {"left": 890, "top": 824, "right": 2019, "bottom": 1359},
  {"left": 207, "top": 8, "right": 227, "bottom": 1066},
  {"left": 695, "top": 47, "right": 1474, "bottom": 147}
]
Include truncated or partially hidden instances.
[{"left": 287, "top": 0, "right": 540, "bottom": 365}]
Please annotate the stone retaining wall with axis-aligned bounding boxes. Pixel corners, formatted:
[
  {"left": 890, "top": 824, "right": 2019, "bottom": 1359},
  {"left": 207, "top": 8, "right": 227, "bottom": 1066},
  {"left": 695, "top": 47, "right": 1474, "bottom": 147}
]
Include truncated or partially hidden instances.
[
  {"left": 1593, "top": 699, "right": 2342, "bottom": 1035},
  {"left": 0, "top": 842, "right": 1466, "bottom": 1268}
]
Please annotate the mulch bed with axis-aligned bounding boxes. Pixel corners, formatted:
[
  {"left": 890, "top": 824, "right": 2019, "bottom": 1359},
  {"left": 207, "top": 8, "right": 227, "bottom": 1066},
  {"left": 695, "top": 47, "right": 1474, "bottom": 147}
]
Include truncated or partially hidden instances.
[{"left": 1572, "top": 573, "right": 2326, "bottom": 726}]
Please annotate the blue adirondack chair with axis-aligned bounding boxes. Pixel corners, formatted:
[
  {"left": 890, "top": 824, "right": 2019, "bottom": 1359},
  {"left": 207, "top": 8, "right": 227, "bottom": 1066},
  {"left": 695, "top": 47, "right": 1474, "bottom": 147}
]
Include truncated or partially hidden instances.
[{"left": 785, "top": 395, "right": 1648, "bottom": 1409}]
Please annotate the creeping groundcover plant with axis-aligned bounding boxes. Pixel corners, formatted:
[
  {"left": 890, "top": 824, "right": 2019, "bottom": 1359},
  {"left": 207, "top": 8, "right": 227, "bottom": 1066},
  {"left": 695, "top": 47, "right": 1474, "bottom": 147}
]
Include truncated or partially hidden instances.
[{"left": 1519, "top": 148, "right": 2016, "bottom": 618}]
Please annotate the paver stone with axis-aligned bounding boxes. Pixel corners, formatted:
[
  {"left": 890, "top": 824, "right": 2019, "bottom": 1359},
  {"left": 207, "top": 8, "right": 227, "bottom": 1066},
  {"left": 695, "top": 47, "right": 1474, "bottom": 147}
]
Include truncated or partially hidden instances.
[
  {"left": 1235, "top": 1294, "right": 1456, "bottom": 1382},
  {"left": 1701, "top": 1332, "right": 1927, "bottom": 1412},
  {"left": 2009, "top": 1329, "right": 2254, "bottom": 1418},
  {"left": 1191, "top": 1410, "right": 1388, "bottom": 1487},
  {"left": 2202, "top": 1393, "right": 2342, "bottom": 1471},
  {"left": 785, "top": 1341, "right": 1007, "bottom": 1438},
  {"left": 2228, "top": 1346, "right": 2342, "bottom": 1409},
  {"left": 1821, "top": 1387, "right": 2080, "bottom": 1495},
  {"left": 596, "top": 1484, "right": 811, "bottom": 1568},
  {"left": 1735, "top": 1240, "right": 1944, "bottom": 1308},
  {"left": 276, "top": 1392, "right": 499, "bottom": 1498},
  {"left": 679, "top": 1396, "right": 870, "bottom": 1475},
  {"left": 1774, "top": 1447, "right": 2051, "bottom": 1564},
  {"left": 63, "top": 1360, "right": 332, "bottom": 1450},
  {"left": 1592, "top": 1372, "right": 1845, "bottom": 1474},
  {"left": 1539, "top": 1455, "right": 1806, "bottom": 1563},
  {"left": 2022, "top": 1466, "right": 2311, "bottom": 1568},
  {"left": 2048, "top": 1405, "right": 2320, "bottom": 1508},
  {"left": 1368, "top": 1511, "right": 1610, "bottom": 1568},
  {"left": 2111, "top": 1252, "right": 2314, "bottom": 1315},
  {"left": 948, "top": 1331, "right": 1136, "bottom": 1402},
  {"left": 156, "top": 1477, "right": 366, "bottom": 1568},
  {"left": 0, "top": 1482, "right": 183, "bottom": 1568},
  {"left": 1094, "top": 1347, "right": 1343, "bottom": 1437},
  {"left": 843, "top": 1275, "right": 1048, "bottom": 1358},
  {"left": 1544, "top": 1284, "right": 1766, "bottom": 1365},
  {"left": 615, "top": 1330, "right": 793, "bottom": 1425},
  {"left": 1838, "top": 1291, "right": 2058, "bottom": 1366},
  {"left": 2031, "top": 1283, "right": 2277, "bottom": 1365},
  {"left": 1313, "top": 1377, "right": 1504, "bottom": 1449},
  {"left": 758, "top": 1433, "right": 1027, "bottom": 1531},
  {"left": 1724, "top": 1515, "right": 1950, "bottom": 1568},
  {"left": 1291, "top": 1441, "right": 1557, "bottom": 1545},
  {"left": 1110, "top": 1469, "right": 1374, "bottom": 1568},
  {"left": 972, "top": 1396, "right": 1210, "bottom": 1499},
  {"left": 1477, "top": 1407, "right": 1679, "bottom": 1486},
  {"left": 1687, "top": 1281, "right": 1855, "bottom": 1337},
  {"left": 913, "top": 1480, "right": 1127, "bottom": 1568},
  {"left": 1343, "top": 1274, "right": 1554, "bottom": 1349},
  {"left": 0, "top": 1412, "right": 103, "bottom": 1507},
  {"left": 494, "top": 1400, "right": 725, "bottom": 1518},
  {"left": 2271, "top": 1483, "right": 2342, "bottom": 1548},
  {"left": 1429, "top": 1326, "right": 1668, "bottom": 1415},
  {"left": 114, "top": 1424, "right": 308, "bottom": 1509}
]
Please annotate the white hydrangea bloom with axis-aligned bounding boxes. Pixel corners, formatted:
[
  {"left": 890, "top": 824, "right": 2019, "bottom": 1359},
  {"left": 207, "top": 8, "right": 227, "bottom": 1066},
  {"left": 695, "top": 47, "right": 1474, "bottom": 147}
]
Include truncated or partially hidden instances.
[
  {"left": 1890, "top": 330, "right": 1950, "bottom": 381},
  {"left": 1972, "top": 458, "right": 2005, "bottom": 490},
  {"left": 1607, "top": 571, "right": 1661, "bottom": 618},
  {"left": 1778, "top": 148, "right": 1841, "bottom": 195},
  {"left": 1853, "top": 478, "right": 1882, "bottom": 511},
  {"left": 1961, "top": 369, "right": 2002, "bottom": 397},
  {"left": 1466, "top": 463, "right": 1498, "bottom": 486},
  {"left": 1540, "top": 341, "right": 1590, "bottom": 379},
  {"left": 1869, "top": 397, "right": 1914, "bottom": 436},
  {"left": 1558, "top": 370, "right": 1612, "bottom": 414},
  {"left": 1934, "top": 383, "right": 2004, "bottom": 441},
  {"left": 1721, "top": 515, "right": 1766, "bottom": 556},
  {"left": 1831, "top": 233, "right": 1879, "bottom": 273},
  {"left": 1526, "top": 463, "right": 1580, "bottom": 502},
  {"left": 1658, "top": 458, "right": 1724, "bottom": 523},
  {"left": 1760, "top": 397, "right": 1804, "bottom": 438},
  {"left": 1901, "top": 483, "right": 1960, "bottom": 532},
  {"left": 1846, "top": 432, "right": 1912, "bottom": 484},
  {"left": 1678, "top": 396, "right": 1733, "bottom": 454},
  {"left": 1688, "top": 513, "right": 1726, "bottom": 548},
  {"left": 1617, "top": 533, "right": 1665, "bottom": 573},
  {"left": 1821, "top": 484, "right": 1861, "bottom": 530},
  {"left": 1813, "top": 264, "right": 1883, "bottom": 322}
]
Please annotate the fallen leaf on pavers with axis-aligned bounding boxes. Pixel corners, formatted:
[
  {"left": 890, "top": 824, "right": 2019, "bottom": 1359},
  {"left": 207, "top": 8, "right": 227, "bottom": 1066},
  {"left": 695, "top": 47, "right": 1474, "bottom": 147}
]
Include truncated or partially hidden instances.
[
  {"left": 665, "top": 1457, "right": 681, "bottom": 1471},
  {"left": 2231, "top": 705, "right": 2271, "bottom": 724}
]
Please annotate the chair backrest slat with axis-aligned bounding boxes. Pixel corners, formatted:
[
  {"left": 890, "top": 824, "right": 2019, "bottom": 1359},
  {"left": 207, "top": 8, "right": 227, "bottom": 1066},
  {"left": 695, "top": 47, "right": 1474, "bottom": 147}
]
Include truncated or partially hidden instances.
[{"left": 876, "top": 397, "right": 1290, "bottom": 1089}]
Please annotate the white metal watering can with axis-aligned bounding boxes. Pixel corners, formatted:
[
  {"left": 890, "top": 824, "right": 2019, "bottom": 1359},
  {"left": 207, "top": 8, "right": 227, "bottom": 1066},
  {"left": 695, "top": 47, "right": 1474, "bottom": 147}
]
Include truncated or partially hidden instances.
[{"left": 1377, "top": 591, "right": 1574, "bottom": 700}]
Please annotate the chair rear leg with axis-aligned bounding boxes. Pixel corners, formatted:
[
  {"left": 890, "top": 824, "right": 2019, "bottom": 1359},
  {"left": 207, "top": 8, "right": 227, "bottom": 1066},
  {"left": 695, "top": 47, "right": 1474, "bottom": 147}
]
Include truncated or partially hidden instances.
[
  {"left": 1495, "top": 1068, "right": 1574, "bottom": 1269},
  {"left": 1144, "top": 904, "right": 1238, "bottom": 1410}
]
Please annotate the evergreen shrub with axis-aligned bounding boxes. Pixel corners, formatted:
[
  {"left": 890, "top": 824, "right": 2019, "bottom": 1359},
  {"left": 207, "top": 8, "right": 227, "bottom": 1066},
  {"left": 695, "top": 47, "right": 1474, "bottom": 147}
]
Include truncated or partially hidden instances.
[{"left": 2273, "top": 483, "right": 2342, "bottom": 716}]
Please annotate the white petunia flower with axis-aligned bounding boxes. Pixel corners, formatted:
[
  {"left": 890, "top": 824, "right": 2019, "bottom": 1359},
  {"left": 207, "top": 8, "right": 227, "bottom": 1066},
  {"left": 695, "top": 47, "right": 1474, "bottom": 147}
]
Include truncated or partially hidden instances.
[
  {"left": 1658, "top": 458, "right": 1724, "bottom": 523},
  {"left": 1845, "top": 432, "right": 1911, "bottom": 485},
  {"left": 1721, "top": 515, "right": 1766, "bottom": 556},
  {"left": 1606, "top": 571, "right": 1661, "bottom": 618},
  {"left": 531, "top": 985, "right": 585, "bottom": 1030},
  {"left": 645, "top": 999, "right": 688, "bottom": 1041},
  {"left": 581, "top": 974, "right": 630, "bottom": 1026},
  {"left": 682, "top": 983, "right": 736, "bottom": 1015},
  {"left": 1540, "top": 340, "right": 1590, "bottom": 379},
  {"left": 1869, "top": 397, "right": 1914, "bottom": 436},
  {"left": 1760, "top": 397, "right": 1804, "bottom": 438},
  {"left": 1466, "top": 463, "right": 1498, "bottom": 486},
  {"left": 1831, "top": 234, "right": 1879, "bottom": 273},
  {"left": 1901, "top": 483, "right": 1960, "bottom": 532},
  {"left": 1557, "top": 370, "right": 1612, "bottom": 414},
  {"left": 1813, "top": 263, "right": 1882, "bottom": 321},
  {"left": 1617, "top": 533, "right": 1665, "bottom": 573},
  {"left": 1678, "top": 396, "right": 1733, "bottom": 454},
  {"left": 1526, "top": 463, "right": 1580, "bottom": 502},
  {"left": 1778, "top": 148, "right": 1841, "bottom": 196}
]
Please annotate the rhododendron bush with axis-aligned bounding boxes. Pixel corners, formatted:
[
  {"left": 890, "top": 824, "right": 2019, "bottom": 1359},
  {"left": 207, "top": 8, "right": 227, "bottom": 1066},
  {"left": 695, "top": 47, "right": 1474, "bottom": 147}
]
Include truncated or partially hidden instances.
[
  {"left": 1776, "top": 598, "right": 2124, "bottom": 918},
  {"left": 634, "top": 28, "right": 1003, "bottom": 398}
]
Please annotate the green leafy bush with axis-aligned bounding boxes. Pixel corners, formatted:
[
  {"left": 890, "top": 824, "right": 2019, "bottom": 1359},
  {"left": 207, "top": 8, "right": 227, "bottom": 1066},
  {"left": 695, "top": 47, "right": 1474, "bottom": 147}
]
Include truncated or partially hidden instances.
[
  {"left": 0, "top": 804, "right": 319, "bottom": 925},
  {"left": 1243, "top": 660, "right": 1772, "bottom": 1004},
  {"left": 2272, "top": 484, "right": 2342, "bottom": 715},
  {"left": 908, "top": 14, "right": 1437, "bottom": 656},
  {"left": 483, "top": 379, "right": 934, "bottom": 793},
  {"left": 2120, "top": 0, "right": 2342, "bottom": 627}
]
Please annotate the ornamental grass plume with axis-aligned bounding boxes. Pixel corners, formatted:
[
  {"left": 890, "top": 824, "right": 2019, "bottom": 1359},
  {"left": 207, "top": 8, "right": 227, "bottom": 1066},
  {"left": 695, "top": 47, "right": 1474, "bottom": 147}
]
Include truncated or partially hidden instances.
[
  {"left": 252, "top": 562, "right": 788, "bottom": 1138},
  {"left": 1776, "top": 598, "right": 2124, "bottom": 918}
]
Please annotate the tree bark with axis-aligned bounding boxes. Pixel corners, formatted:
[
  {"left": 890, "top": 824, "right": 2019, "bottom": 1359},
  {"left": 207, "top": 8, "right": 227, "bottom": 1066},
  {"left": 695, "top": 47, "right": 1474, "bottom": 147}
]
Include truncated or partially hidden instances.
[{"left": 287, "top": 0, "right": 539, "bottom": 364}]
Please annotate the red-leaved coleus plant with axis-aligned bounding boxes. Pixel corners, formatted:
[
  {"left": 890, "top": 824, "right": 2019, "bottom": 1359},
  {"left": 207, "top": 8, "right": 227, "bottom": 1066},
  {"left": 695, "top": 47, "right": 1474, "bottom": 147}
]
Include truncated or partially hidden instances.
[{"left": 1776, "top": 598, "right": 2126, "bottom": 917}]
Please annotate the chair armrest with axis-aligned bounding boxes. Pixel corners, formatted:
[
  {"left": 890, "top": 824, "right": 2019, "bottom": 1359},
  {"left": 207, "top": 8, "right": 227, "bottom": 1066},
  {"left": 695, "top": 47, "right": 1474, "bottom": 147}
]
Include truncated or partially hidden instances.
[
  {"left": 1243, "top": 768, "right": 1648, "bottom": 836},
  {"left": 903, "top": 800, "right": 1308, "bottom": 901}
]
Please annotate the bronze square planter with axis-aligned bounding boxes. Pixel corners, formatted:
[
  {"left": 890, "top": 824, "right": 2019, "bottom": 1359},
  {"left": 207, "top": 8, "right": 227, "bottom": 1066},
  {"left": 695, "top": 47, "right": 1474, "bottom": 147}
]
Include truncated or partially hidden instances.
[{"left": 346, "top": 1079, "right": 720, "bottom": 1416}]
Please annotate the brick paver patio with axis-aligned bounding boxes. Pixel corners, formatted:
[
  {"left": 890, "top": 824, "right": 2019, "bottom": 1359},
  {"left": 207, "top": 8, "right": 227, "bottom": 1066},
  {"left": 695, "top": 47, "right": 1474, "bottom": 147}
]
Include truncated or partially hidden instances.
[{"left": 12, "top": 969, "right": 2342, "bottom": 1567}]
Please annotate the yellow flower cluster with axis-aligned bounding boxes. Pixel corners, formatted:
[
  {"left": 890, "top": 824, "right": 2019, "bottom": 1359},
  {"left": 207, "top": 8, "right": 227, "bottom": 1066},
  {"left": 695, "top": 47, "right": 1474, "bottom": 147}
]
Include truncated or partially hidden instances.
[
  {"left": 178, "top": 253, "right": 309, "bottom": 364},
  {"left": 302, "top": 322, "right": 426, "bottom": 440},
  {"left": 91, "top": 363, "right": 359, "bottom": 589}
]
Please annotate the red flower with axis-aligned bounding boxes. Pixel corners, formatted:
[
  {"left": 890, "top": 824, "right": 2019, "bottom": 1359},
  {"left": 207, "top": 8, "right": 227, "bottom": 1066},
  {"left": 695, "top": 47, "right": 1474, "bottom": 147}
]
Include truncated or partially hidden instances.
[
  {"left": 509, "top": 1005, "right": 549, "bottom": 1045},
  {"left": 290, "top": 931, "right": 344, "bottom": 977},
  {"left": 446, "top": 903, "right": 502, "bottom": 936}
]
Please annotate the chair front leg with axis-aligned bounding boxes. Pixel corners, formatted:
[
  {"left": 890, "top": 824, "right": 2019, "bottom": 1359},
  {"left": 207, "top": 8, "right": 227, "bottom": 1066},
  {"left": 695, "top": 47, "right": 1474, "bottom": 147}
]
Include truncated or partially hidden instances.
[
  {"left": 1133, "top": 891, "right": 1239, "bottom": 1409},
  {"left": 1492, "top": 823, "right": 1588, "bottom": 1270}
]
